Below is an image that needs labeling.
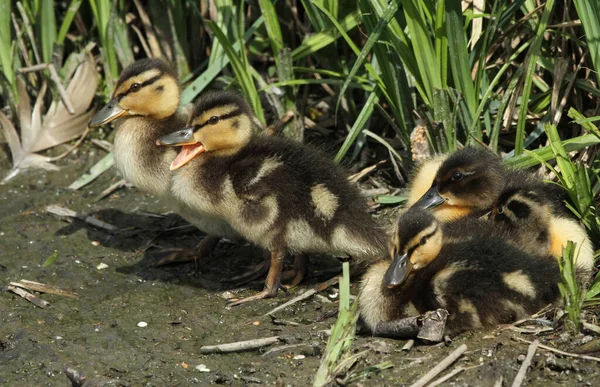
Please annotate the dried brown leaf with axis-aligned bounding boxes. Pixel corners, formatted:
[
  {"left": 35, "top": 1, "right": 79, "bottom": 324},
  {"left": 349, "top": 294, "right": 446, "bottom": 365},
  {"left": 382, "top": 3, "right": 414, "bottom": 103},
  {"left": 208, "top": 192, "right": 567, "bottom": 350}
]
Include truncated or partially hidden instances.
[{"left": 0, "top": 111, "right": 23, "bottom": 162}]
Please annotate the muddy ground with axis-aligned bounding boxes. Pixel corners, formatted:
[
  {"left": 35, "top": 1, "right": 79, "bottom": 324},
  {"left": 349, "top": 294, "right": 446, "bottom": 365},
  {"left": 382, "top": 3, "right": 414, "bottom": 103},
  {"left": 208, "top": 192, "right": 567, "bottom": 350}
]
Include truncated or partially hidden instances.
[{"left": 1, "top": 144, "right": 600, "bottom": 386}]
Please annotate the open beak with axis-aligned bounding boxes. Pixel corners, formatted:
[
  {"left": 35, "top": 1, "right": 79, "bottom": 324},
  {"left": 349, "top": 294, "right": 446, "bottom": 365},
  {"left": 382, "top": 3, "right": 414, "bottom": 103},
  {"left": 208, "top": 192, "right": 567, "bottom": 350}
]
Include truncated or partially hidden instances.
[
  {"left": 88, "top": 98, "right": 128, "bottom": 128},
  {"left": 157, "top": 127, "right": 206, "bottom": 171},
  {"left": 384, "top": 252, "right": 412, "bottom": 288},
  {"left": 412, "top": 186, "right": 446, "bottom": 209}
]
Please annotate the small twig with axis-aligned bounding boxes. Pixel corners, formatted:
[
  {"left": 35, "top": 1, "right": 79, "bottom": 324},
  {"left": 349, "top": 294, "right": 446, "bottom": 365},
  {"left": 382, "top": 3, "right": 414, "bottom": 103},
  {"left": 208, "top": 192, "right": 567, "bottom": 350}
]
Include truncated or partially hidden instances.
[
  {"left": 7, "top": 285, "right": 49, "bottom": 308},
  {"left": 429, "top": 365, "right": 481, "bottom": 387},
  {"left": 264, "top": 289, "right": 316, "bottom": 317},
  {"left": 46, "top": 205, "right": 117, "bottom": 231},
  {"left": 360, "top": 188, "right": 389, "bottom": 197},
  {"left": 47, "top": 126, "right": 90, "bottom": 162},
  {"left": 19, "top": 63, "right": 75, "bottom": 114},
  {"left": 409, "top": 344, "right": 468, "bottom": 387},
  {"left": 513, "top": 337, "right": 600, "bottom": 362},
  {"left": 582, "top": 322, "right": 600, "bottom": 335},
  {"left": 94, "top": 178, "right": 128, "bottom": 202},
  {"left": 511, "top": 339, "right": 539, "bottom": 387},
  {"left": 265, "top": 110, "right": 295, "bottom": 136},
  {"left": 402, "top": 340, "right": 415, "bottom": 351},
  {"left": 91, "top": 139, "right": 114, "bottom": 153},
  {"left": 10, "top": 280, "right": 78, "bottom": 298},
  {"left": 199, "top": 336, "right": 280, "bottom": 354},
  {"left": 348, "top": 160, "right": 387, "bottom": 183},
  {"left": 262, "top": 343, "right": 310, "bottom": 357}
]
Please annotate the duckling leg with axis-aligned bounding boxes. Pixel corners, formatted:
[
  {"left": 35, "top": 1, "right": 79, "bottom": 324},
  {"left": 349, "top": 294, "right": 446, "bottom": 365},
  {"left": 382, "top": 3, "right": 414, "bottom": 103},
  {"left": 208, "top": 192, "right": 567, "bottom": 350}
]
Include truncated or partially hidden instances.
[
  {"left": 153, "top": 235, "right": 220, "bottom": 267},
  {"left": 229, "top": 252, "right": 271, "bottom": 286},
  {"left": 227, "top": 248, "right": 286, "bottom": 307},
  {"left": 281, "top": 254, "right": 308, "bottom": 288}
]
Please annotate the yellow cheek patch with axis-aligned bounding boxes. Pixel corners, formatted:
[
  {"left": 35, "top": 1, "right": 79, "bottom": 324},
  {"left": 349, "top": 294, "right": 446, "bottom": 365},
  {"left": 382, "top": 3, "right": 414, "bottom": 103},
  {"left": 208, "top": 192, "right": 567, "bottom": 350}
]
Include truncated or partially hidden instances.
[{"left": 433, "top": 205, "right": 473, "bottom": 221}]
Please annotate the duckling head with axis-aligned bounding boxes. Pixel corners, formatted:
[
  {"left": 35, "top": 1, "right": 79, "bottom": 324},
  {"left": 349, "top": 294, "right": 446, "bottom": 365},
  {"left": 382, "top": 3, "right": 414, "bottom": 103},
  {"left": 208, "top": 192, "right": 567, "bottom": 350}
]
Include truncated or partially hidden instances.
[
  {"left": 491, "top": 188, "right": 552, "bottom": 241},
  {"left": 412, "top": 147, "right": 505, "bottom": 220},
  {"left": 157, "top": 91, "right": 254, "bottom": 170},
  {"left": 384, "top": 209, "right": 443, "bottom": 288},
  {"left": 88, "top": 58, "right": 180, "bottom": 128}
]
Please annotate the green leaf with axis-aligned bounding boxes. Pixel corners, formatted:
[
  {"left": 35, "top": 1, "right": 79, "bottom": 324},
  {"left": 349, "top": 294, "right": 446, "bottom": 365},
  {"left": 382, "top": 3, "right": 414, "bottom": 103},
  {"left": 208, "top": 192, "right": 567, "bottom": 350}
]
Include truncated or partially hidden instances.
[{"left": 42, "top": 250, "right": 59, "bottom": 267}]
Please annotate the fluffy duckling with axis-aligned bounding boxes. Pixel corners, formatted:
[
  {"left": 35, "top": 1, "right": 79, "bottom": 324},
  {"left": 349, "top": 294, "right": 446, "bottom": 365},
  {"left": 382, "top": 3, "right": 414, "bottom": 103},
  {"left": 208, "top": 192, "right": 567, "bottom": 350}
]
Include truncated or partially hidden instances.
[
  {"left": 158, "top": 91, "right": 388, "bottom": 305},
  {"left": 359, "top": 208, "right": 560, "bottom": 336},
  {"left": 88, "top": 58, "right": 241, "bottom": 264},
  {"left": 412, "top": 147, "right": 506, "bottom": 221},
  {"left": 491, "top": 177, "right": 595, "bottom": 279}
]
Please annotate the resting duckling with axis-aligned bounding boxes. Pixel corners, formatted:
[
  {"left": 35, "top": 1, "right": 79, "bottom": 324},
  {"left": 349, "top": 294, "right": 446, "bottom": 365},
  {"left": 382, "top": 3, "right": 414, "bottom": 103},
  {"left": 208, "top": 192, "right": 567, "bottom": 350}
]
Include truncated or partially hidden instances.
[
  {"left": 158, "top": 91, "right": 388, "bottom": 305},
  {"left": 412, "top": 147, "right": 506, "bottom": 221},
  {"left": 491, "top": 177, "right": 595, "bottom": 280},
  {"left": 88, "top": 58, "right": 240, "bottom": 265},
  {"left": 359, "top": 208, "right": 560, "bottom": 336}
]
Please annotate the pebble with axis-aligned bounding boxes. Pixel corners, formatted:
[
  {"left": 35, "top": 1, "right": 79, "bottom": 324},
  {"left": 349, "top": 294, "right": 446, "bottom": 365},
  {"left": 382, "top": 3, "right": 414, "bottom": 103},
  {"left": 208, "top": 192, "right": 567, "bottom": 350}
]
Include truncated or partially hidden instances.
[
  {"left": 196, "top": 364, "right": 210, "bottom": 372},
  {"left": 137, "top": 321, "right": 148, "bottom": 328},
  {"left": 96, "top": 263, "right": 108, "bottom": 270},
  {"left": 293, "top": 355, "right": 305, "bottom": 360}
]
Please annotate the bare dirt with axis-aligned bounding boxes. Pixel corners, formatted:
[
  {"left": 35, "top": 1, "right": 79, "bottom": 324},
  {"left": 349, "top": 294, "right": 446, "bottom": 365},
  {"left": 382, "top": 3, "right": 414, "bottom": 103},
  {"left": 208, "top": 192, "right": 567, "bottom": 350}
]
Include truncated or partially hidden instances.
[{"left": 1, "top": 145, "right": 600, "bottom": 386}]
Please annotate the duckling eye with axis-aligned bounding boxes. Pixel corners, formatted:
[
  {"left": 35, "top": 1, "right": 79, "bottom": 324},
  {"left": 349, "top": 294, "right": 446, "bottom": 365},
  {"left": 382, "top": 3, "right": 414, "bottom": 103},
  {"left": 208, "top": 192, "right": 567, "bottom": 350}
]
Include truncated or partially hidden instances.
[
  {"left": 419, "top": 236, "right": 427, "bottom": 246},
  {"left": 129, "top": 83, "right": 141, "bottom": 92},
  {"left": 208, "top": 116, "right": 219, "bottom": 125},
  {"left": 497, "top": 205, "right": 504, "bottom": 214},
  {"left": 451, "top": 172, "right": 464, "bottom": 182}
]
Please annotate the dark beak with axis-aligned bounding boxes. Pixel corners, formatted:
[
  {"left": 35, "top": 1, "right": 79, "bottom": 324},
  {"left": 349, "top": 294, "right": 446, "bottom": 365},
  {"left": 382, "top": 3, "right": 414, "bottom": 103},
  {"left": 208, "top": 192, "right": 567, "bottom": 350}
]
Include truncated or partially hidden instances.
[
  {"left": 412, "top": 186, "right": 446, "bottom": 209},
  {"left": 88, "top": 98, "right": 127, "bottom": 128},
  {"left": 384, "top": 252, "right": 412, "bottom": 288},
  {"left": 156, "top": 127, "right": 196, "bottom": 146}
]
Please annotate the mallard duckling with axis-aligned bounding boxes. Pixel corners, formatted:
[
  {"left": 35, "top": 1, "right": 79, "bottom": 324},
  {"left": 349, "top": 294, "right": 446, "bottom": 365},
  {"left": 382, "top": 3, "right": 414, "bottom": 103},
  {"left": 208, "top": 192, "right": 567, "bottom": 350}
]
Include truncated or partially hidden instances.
[
  {"left": 88, "top": 58, "right": 241, "bottom": 265},
  {"left": 157, "top": 91, "right": 388, "bottom": 305},
  {"left": 491, "top": 178, "right": 595, "bottom": 279},
  {"left": 412, "top": 147, "right": 506, "bottom": 220},
  {"left": 359, "top": 208, "right": 560, "bottom": 336}
]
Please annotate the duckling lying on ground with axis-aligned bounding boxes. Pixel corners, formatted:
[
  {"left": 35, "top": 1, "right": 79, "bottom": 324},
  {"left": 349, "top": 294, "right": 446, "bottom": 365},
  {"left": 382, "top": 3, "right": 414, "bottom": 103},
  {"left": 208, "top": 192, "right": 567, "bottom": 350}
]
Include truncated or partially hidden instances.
[
  {"left": 157, "top": 91, "right": 388, "bottom": 305},
  {"left": 359, "top": 208, "right": 561, "bottom": 336},
  {"left": 491, "top": 175, "right": 595, "bottom": 280},
  {"left": 88, "top": 58, "right": 241, "bottom": 267}
]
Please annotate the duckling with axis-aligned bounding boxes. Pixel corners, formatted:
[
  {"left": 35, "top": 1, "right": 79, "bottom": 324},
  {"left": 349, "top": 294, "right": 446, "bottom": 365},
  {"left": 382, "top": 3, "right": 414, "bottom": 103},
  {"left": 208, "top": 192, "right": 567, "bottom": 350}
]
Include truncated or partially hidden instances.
[
  {"left": 491, "top": 177, "right": 595, "bottom": 280},
  {"left": 359, "top": 208, "right": 560, "bottom": 336},
  {"left": 88, "top": 58, "right": 241, "bottom": 265},
  {"left": 157, "top": 91, "right": 388, "bottom": 305},
  {"left": 411, "top": 146, "right": 506, "bottom": 221}
]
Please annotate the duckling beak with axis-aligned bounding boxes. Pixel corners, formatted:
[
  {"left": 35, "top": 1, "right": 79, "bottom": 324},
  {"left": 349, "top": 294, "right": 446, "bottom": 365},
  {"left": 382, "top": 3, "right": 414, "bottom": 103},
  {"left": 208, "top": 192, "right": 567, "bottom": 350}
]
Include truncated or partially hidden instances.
[
  {"left": 157, "top": 127, "right": 206, "bottom": 171},
  {"left": 88, "top": 98, "right": 128, "bottom": 128},
  {"left": 412, "top": 186, "right": 446, "bottom": 209},
  {"left": 384, "top": 252, "right": 412, "bottom": 288}
]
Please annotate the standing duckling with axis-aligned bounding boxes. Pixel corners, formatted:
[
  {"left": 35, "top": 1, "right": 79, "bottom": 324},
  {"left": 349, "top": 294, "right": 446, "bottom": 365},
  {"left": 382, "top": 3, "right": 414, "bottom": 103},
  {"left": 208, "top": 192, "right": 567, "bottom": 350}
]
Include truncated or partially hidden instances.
[
  {"left": 412, "top": 147, "right": 507, "bottom": 221},
  {"left": 359, "top": 208, "right": 560, "bottom": 336},
  {"left": 88, "top": 58, "right": 241, "bottom": 265},
  {"left": 157, "top": 91, "right": 388, "bottom": 305},
  {"left": 491, "top": 177, "right": 595, "bottom": 280}
]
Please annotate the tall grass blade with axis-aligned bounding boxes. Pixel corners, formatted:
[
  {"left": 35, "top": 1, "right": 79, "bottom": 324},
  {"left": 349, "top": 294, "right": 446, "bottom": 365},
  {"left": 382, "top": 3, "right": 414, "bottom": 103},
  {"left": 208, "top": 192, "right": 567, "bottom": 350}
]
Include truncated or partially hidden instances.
[
  {"left": 258, "top": 0, "right": 283, "bottom": 61},
  {"left": 56, "top": 0, "right": 83, "bottom": 45},
  {"left": 514, "top": 0, "right": 555, "bottom": 155},
  {"left": 335, "top": 90, "right": 379, "bottom": 163},
  {"left": 207, "top": 20, "right": 265, "bottom": 123},
  {"left": 40, "top": 0, "right": 57, "bottom": 63},
  {"left": 573, "top": 0, "right": 600, "bottom": 85}
]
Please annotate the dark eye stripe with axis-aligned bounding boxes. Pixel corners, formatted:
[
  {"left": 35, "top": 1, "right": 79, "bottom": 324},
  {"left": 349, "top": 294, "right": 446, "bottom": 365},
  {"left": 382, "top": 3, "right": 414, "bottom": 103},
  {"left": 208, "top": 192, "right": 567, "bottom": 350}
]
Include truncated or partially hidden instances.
[
  {"left": 192, "top": 108, "right": 244, "bottom": 132},
  {"left": 116, "top": 73, "right": 163, "bottom": 101}
]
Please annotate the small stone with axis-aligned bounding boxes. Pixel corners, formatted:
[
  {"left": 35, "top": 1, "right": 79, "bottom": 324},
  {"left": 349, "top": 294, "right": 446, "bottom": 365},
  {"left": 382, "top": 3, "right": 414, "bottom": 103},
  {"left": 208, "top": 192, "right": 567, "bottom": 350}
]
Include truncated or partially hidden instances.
[
  {"left": 91, "top": 241, "right": 100, "bottom": 246},
  {"left": 517, "top": 354, "right": 526, "bottom": 363},
  {"left": 196, "top": 364, "right": 210, "bottom": 373},
  {"left": 137, "top": 321, "right": 148, "bottom": 328},
  {"left": 293, "top": 355, "right": 305, "bottom": 360},
  {"left": 96, "top": 263, "right": 108, "bottom": 270}
]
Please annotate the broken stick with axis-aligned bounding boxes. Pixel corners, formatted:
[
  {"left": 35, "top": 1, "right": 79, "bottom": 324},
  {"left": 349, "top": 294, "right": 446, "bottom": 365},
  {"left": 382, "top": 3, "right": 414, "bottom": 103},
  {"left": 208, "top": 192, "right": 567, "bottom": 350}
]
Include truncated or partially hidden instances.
[
  {"left": 511, "top": 339, "right": 538, "bottom": 387},
  {"left": 372, "top": 309, "right": 448, "bottom": 342},
  {"left": 409, "top": 344, "right": 468, "bottom": 387},
  {"left": 200, "top": 336, "right": 281, "bottom": 354},
  {"left": 8, "top": 285, "right": 49, "bottom": 308}
]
